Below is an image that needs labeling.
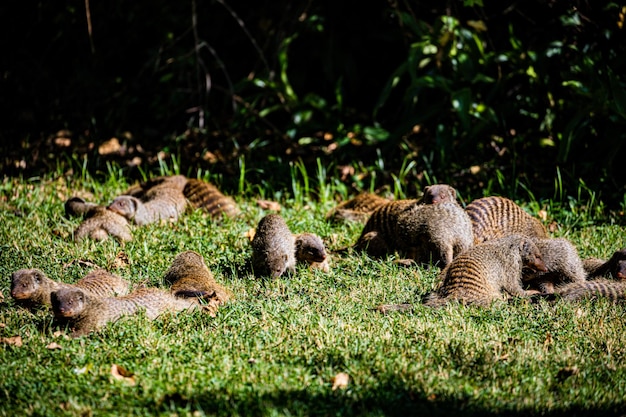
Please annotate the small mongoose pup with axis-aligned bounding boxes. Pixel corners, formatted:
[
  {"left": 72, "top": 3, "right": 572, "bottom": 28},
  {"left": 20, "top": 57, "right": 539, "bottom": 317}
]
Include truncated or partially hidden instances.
[
  {"left": 163, "top": 250, "right": 231, "bottom": 304},
  {"left": 51, "top": 287, "right": 199, "bottom": 337},
  {"left": 552, "top": 279, "right": 626, "bottom": 302},
  {"left": 108, "top": 176, "right": 188, "bottom": 225},
  {"left": 183, "top": 178, "right": 240, "bottom": 218},
  {"left": 582, "top": 248, "right": 626, "bottom": 280},
  {"left": 522, "top": 238, "right": 587, "bottom": 294},
  {"left": 294, "top": 232, "right": 330, "bottom": 272},
  {"left": 73, "top": 206, "right": 133, "bottom": 242},
  {"left": 465, "top": 196, "right": 548, "bottom": 245},
  {"left": 10, "top": 268, "right": 130, "bottom": 309},
  {"left": 251, "top": 214, "right": 296, "bottom": 278},
  {"left": 422, "top": 234, "right": 547, "bottom": 307}
]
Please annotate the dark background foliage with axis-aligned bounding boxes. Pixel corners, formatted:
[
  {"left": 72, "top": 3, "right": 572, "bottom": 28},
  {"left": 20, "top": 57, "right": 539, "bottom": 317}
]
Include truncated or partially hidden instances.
[{"left": 1, "top": 0, "right": 625, "bottom": 207}]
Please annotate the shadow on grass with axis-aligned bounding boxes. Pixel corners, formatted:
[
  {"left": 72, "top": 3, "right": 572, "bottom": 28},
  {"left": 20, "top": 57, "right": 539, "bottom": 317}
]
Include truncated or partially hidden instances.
[{"left": 149, "top": 379, "right": 626, "bottom": 417}]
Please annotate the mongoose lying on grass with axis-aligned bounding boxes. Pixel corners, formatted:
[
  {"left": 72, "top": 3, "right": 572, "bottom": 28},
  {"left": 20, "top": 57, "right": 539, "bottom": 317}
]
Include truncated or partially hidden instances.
[
  {"left": 10, "top": 268, "right": 130, "bottom": 309},
  {"left": 582, "top": 248, "right": 626, "bottom": 280},
  {"left": 163, "top": 250, "right": 231, "bottom": 305},
  {"left": 51, "top": 286, "right": 199, "bottom": 337},
  {"left": 183, "top": 178, "right": 240, "bottom": 218}
]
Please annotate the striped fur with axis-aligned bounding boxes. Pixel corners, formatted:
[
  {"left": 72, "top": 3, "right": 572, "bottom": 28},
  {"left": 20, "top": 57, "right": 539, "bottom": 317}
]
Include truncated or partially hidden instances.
[
  {"left": 183, "top": 178, "right": 240, "bottom": 218},
  {"left": 523, "top": 238, "right": 587, "bottom": 294},
  {"left": 354, "top": 199, "right": 417, "bottom": 256},
  {"left": 423, "top": 235, "right": 547, "bottom": 307},
  {"left": 465, "top": 196, "right": 548, "bottom": 245},
  {"left": 556, "top": 279, "right": 626, "bottom": 301},
  {"left": 325, "top": 192, "right": 391, "bottom": 223}
]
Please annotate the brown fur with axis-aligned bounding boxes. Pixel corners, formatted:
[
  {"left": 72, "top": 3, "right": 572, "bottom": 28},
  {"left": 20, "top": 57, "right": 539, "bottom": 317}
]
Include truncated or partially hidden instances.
[
  {"left": 553, "top": 279, "right": 626, "bottom": 302},
  {"left": 294, "top": 233, "right": 330, "bottom": 272},
  {"left": 465, "top": 196, "right": 548, "bottom": 245},
  {"left": 582, "top": 248, "right": 626, "bottom": 280},
  {"left": 51, "top": 286, "right": 199, "bottom": 337},
  {"left": 10, "top": 268, "right": 130, "bottom": 309},
  {"left": 183, "top": 178, "right": 240, "bottom": 218},
  {"left": 325, "top": 193, "right": 391, "bottom": 223},
  {"left": 74, "top": 206, "right": 132, "bottom": 242},
  {"left": 64, "top": 197, "right": 98, "bottom": 218},
  {"left": 423, "top": 235, "right": 547, "bottom": 307},
  {"left": 163, "top": 250, "right": 231, "bottom": 305},
  {"left": 251, "top": 214, "right": 296, "bottom": 278},
  {"left": 354, "top": 186, "right": 472, "bottom": 266},
  {"left": 108, "top": 183, "right": 187, "bottom": 225},
  {"left": 522, "top": 238, "right": 587, "bottom": 294}
]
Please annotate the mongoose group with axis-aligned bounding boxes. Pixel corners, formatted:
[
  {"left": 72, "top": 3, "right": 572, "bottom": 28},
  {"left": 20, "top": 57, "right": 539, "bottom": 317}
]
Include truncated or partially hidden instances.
[{"left": 8, "top": 177, "right": 625, "bottom": 339}]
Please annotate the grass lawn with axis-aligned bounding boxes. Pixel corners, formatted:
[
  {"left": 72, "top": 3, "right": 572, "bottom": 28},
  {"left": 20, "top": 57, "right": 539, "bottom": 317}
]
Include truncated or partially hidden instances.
[{"left": 1, "top": 171, "right": 625, "bottom": 417}]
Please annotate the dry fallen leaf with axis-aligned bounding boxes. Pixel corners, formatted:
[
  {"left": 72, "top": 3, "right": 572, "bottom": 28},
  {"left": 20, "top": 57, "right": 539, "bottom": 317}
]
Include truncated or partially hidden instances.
[
  {"left": 111, "top": 364, "right": 136, "bottom": 386},
  {"left": 110, "top": 252, "right": 131, "bottom": 269},
  {"left": 245, "top": 228, "right": 256, "bottom": 242},
  {"left": 1, "top": 336, "right": 23, "bottom": 347},
  {"left": 331, "top": 372, "right": 349, "bottom": 391},
  {"left": 46, "top": 342, "right": 62, "bottom": 350},
  {"left": 256, "top": 199, "right": 281, "bottom": 211},
  {"left": 98, "top": 137, "right": 122, "bottom": 155}
]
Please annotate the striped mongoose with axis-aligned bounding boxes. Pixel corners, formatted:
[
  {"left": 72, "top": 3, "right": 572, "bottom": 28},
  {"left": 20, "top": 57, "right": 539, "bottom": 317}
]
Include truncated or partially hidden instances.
[
  {"left": 163, "top": 250, "right": 231, "bottom": 305},
  {"left": 108, "top": 176, "right": 188, "bottom": 225},
  {"left": 465, "top": 196, "right": 548, "bottom": 245},
  {"left": 582, "top": 248, "right": 626, "bottom": 280},
  {"left": 522, "top": 238, "right": 587, "bottom": 294},
  {"left": 355, "top": 185, "right": 472, "bottom": 265},
  {"left": 183, "top": 178, "right": 240, "bottom": 218},
  {"left": 73, "top": 205, "right": 133, "bottom": 242},
  {"left": 251, "top": 213, "right": 296, "bottom": 278},
  {"left": 422, "top": 234, "right": 547, "bottom": 307},
  {"left": 326, "top": 184, "right": 457, "bottom": 223},
  {"left": 10, "top": 268, "right": 130, "bottom": 309},
  {"left": 552, "top": 279, "right": 626, "bottom": 301},
  {"left": 51, "top": 286, "right": 199, "bottom": 337}
]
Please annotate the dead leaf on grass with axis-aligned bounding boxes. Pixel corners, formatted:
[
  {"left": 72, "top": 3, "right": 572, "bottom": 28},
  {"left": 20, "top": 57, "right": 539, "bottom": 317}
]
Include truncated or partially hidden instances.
[
  {"left": 46, "top": 342, "right": 62, "bottom": 350},
  {"left": 245, "top": 228, "right": 256, "bottom": 242},
  {"left": 98, "top": 138, "right": 122, "bottom": 155},
  {"left": 256, "top": 199, "right": 281, "bottom": 211},
  {"left": 111, "top": 364, "right": 136, "bottom": 386},
  {"left": 1, "top": 336, "right": 23, "bottom": 347},
  {"left": 110, "top": 252, "right": 131, "bottom": 269},
  {"left": 331, "top": 372, "right": 349, "bottom": 391}
]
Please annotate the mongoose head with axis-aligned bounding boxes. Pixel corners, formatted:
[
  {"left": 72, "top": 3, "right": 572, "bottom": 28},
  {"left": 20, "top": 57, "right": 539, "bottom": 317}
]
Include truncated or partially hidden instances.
[
  {"left": 51, "top": 288, "right": 88, "bottom": 318},
  {"left": 108, "top": 196, "right": 140, "bottom": 221},
  {"left": 421, "top": 184, "right": 457, "bottom": 204},
  {"left": 610, "top": 249, "right": 626, "bottom": 280},
  {"left": 616, "top": 260, "right": 626, "bottom": 280},
  {"left": 267, "top": 254, "right": 289, "bottom": 278},
  {"left": 520, "top": 238, "right": 548, "bottom": 274},
  {"left": 10, "top": 268, "right": 45, "bottom": 301},
  {"left": 295, "top": 233, "right": 327, "bottom": 263}
]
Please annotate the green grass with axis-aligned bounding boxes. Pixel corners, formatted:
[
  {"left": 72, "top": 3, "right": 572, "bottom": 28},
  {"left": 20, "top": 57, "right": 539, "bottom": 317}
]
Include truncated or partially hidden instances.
[{"left": 1, "top": 169, "right": 625, "bottom": 417}]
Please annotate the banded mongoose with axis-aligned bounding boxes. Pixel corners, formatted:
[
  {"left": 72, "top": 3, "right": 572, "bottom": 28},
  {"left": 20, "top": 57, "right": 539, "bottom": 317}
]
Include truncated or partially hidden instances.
[
  {"left": 73, "top": 206, "right": 133, "bottom": 242},
  {"left": 251, "top": 213, "right": 296, "bottom": 278},
  {"left": 355, "top": 185, "right": 472, "bottom": 265},
  {"left": 163, "top": 250, "right": 231, "bottom": 305},
  {"left": 51, "top": 287, "right": 199, "bottom": 337},
  {"left": 183, "top": 178, "right": 240, "bottom": 218},
  {"left": 325, "top": 192, "right": 391, "bottom": 223},
  {"left": 294, "top": 232, "right": 330, "bottom": 271},
  {"left": 582, "top": 248, "right": 626, "bottom": 280},
  {"left": 422, "top": 234, "right": 547, "bottom": 307},
  {"left": 10, "top": 268, "right": 130, "bottom": 309},
  {"left": 465, "top": 196, "right": 548, "bottom": 245},
  {"left": 108, "top": 175, "right": 188, "bottom": 225},
  {"left": 522, "top": 238, "right": 587, "bottom": 294},
  {"left": 552, "top": 279, "right": 626, "bottom": 302},
  {"left": 326, "top": 184, "right": 457, "bottom": 223}
]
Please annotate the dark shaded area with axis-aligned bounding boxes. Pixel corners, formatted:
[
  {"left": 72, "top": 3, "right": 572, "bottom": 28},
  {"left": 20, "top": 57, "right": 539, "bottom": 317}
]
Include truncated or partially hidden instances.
[{"left": 1, "top": 1, "right": 625, "bottom": 209}]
